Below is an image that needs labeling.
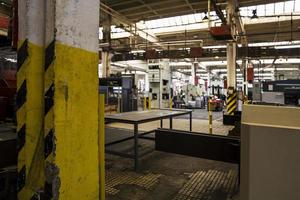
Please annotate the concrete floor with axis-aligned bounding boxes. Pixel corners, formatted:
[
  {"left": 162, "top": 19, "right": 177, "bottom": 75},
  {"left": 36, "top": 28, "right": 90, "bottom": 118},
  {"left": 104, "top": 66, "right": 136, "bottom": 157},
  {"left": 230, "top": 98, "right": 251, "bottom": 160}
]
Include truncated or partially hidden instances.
[
  {"left": 105, "top": 109, "right": 239, "bottom": 200},
  {"left": 176, "top": 109, "right": 224, "bottom": 120}
]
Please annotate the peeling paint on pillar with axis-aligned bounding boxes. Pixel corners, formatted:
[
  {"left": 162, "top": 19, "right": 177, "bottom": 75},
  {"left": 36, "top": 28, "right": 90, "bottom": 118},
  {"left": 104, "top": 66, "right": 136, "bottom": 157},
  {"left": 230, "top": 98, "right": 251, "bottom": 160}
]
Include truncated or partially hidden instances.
[
  {"left": 43, "top": 0, "right": 100, "bottom": 199},
  {"left": 17, "top": 0, "right": 46, "bottom": 199},
  {"left": 45, "top": 162, "right": 61, "bottom": 200}
]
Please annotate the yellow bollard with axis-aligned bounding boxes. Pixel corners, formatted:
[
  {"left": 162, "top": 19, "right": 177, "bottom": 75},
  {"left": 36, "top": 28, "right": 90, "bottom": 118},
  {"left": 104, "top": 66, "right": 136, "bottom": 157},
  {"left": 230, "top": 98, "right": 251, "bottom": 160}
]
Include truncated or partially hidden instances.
[
  {"left": 99, "top": 94, "right": 105, "bottom": 200},
  {"left": 169, "top": 98, "right": 173, "bottom": 110},
  {"left": 144, "top": 97, "right": 147, "bottom": 110},
  {"left": 149, "top": 97, "right": 152, "bottom": 110},
  {"left": 208, "top": 99, "right": 213, "bottom": 134}
]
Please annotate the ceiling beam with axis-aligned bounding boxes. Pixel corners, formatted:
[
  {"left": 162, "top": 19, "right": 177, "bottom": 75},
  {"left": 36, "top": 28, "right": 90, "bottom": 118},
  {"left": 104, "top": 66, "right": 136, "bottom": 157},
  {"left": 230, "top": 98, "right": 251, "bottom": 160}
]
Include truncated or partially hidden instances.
[
  {"left": 125, "top": 7, "right": 195, "bottom": 19},
  {"left": 137, "top": 0, "right": 162, "bottom": 18},
  {"left": 101, "top": 2, "right": 167, "bottom": 49},
  {"left": 184, "top": 0, "right": 196, "bottom": 14},
  {"left": 211, "top": 0, "right": 227, "bottom": 24},
  {"left": 118, "top": 0, "right": 188, "bottom": 14},
  {"left": 109, "top": 0, "right": 137, "bottom": 7}
]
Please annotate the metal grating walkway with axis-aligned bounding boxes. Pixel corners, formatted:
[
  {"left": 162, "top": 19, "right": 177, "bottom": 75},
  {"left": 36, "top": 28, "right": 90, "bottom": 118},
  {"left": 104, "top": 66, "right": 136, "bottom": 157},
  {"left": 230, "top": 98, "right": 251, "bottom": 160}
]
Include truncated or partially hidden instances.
[
  {"left": 173, "top": 169, "right": 239, "bottom": 200},
  {"left": 106, "top": 171, "right": 161, "bottom": 195}
]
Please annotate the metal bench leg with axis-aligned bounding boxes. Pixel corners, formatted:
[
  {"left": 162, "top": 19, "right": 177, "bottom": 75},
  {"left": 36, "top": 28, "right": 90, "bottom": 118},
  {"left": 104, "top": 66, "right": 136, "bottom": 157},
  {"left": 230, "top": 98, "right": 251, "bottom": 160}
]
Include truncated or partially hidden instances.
[
  {"left": 134, "top": 123, "right": 139, "bottom": 171},
  {"left": 190, "top": 112, "right": 192, "bottom": 131}
]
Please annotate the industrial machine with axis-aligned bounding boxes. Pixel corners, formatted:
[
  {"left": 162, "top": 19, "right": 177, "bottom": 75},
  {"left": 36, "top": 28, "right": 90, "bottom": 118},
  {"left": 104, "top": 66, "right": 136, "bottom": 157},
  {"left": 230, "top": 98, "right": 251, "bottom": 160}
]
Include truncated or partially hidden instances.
[
  {"left": 176, "top": 84, "right": 206, "bottom": 109},
  {"left": 148, "top": 59, "right": 171, "bottom": 109},
  {"left": 262, "top": 79, "right": 300, "bottom": 106},
  {"left": 208, "top": 85, "right": 224, "bottom": 98},
  {"left": 207, "top": 96, "right": 224, "bottom": 111},
  {"left": 251, "top": 82, "right": 261, "bottom": 102},
  {"left": 99, "top": 75, "right": 137, "bottom": 113}
]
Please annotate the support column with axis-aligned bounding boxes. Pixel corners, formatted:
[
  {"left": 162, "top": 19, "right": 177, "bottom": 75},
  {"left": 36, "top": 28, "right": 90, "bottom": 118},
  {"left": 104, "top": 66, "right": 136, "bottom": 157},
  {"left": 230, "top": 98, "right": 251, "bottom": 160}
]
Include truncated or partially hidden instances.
[
  {"left": 101, "top": 51, "right": 111, "bottom": 77},
  {"left": 207, "top": 69, "right": 211, "bottom": 95},
  {"left": 44, "top": 0, "right": 100, "bottom": 199},
  {"left": 17, "top": 0, "right": 45, "bottom": 199},
  {"left": 243, "top": 59, "right": 248, "bottom": 95},
  {"left": 226, "top": 41, "right": 236, "bottom": 89},
  {"left": 191, "top": 62, "right": 196, "bottom": 85},
  {"left": 226, "top": 42, "right": 237, "bottom": 116},
  {"left": 226, "top": 0, "right": 237, "bottom": 116},
  {"left": 101, "top": 13, "right": 112, "bottom": 78}
]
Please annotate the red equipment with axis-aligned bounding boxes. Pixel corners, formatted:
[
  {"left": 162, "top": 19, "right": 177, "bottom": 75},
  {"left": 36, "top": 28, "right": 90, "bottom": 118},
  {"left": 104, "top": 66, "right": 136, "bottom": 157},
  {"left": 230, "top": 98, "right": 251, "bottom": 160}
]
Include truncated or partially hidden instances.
[{"left": 209, "top": 25, "right": 233, "bottom": 40}]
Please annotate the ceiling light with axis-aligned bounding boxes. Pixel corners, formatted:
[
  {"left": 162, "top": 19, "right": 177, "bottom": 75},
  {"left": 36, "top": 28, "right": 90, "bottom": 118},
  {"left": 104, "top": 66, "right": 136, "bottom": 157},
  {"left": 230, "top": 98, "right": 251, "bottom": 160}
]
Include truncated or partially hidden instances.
[
  {"left": 251, "top": 9, "right": 258, "bottom": 19},
  {"left": 202, "top": 12, "right": 208, "bottom": 20},
  {"left": 275, "top": 45, "right": 300, "bottom": 49}
]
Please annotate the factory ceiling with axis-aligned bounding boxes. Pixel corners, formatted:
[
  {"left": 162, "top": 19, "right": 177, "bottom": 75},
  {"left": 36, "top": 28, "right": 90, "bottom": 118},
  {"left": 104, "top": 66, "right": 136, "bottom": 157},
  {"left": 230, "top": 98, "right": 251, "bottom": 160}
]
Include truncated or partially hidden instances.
[
  {"left": 101, "top": 0, "right": 300, "bottom": 53},
  {"left": 103, "top": 0, "right": 287, "bottom": 22}
]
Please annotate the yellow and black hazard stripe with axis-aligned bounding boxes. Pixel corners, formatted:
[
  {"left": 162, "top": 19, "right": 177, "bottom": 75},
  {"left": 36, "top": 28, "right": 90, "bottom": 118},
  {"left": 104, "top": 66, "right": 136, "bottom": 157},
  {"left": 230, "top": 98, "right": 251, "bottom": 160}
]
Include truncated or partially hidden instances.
[
  {"left": 16, "top": 39, "right": 28, "bottom": 196},
  {"left": 226, "top": 92, "right": 237, "bottom": 115},
  {"left": 44, "top": 39, "right": 56, "bottom": 200}
]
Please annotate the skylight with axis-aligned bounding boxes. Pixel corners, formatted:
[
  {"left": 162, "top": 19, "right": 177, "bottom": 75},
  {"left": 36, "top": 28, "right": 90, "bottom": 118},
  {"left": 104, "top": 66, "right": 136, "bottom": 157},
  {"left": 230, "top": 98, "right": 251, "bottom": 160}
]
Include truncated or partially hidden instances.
[
  {"left": 240, "top": 0, "right": 300, "bottom": 17},
  {"left": 142, "top": 0, "right": 300, "bottom": 31},
  {"left": 101, "top": 0, "right": 300, "bottom": 40}
]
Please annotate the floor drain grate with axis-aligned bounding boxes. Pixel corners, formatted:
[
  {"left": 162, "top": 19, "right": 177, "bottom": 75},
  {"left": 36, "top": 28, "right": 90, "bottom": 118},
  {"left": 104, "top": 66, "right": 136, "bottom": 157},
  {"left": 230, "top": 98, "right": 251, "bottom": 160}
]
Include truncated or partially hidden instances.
[
  {"left": 173, "top": 169, "right": 238, "bottom": 200},
  {"left": 106, "top": 171, "right": 161, "bottom": 195}
]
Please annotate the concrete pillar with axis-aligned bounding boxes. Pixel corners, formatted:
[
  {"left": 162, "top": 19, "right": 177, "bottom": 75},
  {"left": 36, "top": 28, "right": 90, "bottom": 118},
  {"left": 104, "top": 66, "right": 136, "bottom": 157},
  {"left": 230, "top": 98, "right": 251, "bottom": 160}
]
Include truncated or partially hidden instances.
[
  {"left": 102, "top": 51, "right": 111, "bottom": 77},
  {"left": 207, "top": 71, "right": 211, "bottom": 95},
  {"left": 243, "top": 59, "right": 248, "bottom": 95},
  {"left": 226, "top": 41, "right": 236, "bottom": 89},
  {"left": 226, "top": 0, "right": 236, "bottom": 38},
  {"left": 101, "top": 13, "right": 111, "bottom": 78},
  {"left": 192, "top": 62, "right": 197, "bottom": 85},
  {"left": 17, "top": 0, "right": 45, "bottom": 199},
  {"left": 43, "top": 0, "right": 100, "bottom": 199},
  {"left": 226, "top": 0, "right": 237, "bottom": 89}
]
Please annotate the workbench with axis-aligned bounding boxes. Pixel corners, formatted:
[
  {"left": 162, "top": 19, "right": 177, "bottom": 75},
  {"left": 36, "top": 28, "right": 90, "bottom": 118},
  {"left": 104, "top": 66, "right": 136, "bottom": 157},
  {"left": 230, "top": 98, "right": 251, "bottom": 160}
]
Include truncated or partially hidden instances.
[{"left": 105, "top": 109, "right": 192, "bottom": 170}]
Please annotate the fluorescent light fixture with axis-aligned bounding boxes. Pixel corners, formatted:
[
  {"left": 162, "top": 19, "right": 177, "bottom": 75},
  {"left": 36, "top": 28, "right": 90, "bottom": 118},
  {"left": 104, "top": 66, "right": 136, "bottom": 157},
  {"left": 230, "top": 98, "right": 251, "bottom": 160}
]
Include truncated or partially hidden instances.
[
  {"left": 169, "top": 62, "right": 192, "bottom": 66},
  {"left": 5, "top": 58, "right": 17, "bottom": 63},
  {"left": 202, "top": 45, "right": 226, "bottom": 49},
  {"left": 247, "top": 41, "right": 300, "bottom": 47},
  {"left": 275, "top": 45, "right": 300, "bottom": 49},
  {"left": 201, "top": 59, "right": 300, "bottom": 66},
  {"left": 131, "top": 50, "right": 146, "bottom": 53}
]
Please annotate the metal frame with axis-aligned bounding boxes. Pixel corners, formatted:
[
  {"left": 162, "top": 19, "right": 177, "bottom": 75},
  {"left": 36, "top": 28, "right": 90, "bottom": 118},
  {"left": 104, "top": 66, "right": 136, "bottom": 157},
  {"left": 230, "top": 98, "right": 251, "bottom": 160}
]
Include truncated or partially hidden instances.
[
  {"left": 111, "top": 47, "right": 300, "bottom": 62},
  {"left": 105, "top": 109, "right": 192, "bottom": 171},
  {"left": 155, "top": 128, "right": 241, "bottom": 186},
  {"left": 155, "top": 128, "right": 240, "bottom": 164}
]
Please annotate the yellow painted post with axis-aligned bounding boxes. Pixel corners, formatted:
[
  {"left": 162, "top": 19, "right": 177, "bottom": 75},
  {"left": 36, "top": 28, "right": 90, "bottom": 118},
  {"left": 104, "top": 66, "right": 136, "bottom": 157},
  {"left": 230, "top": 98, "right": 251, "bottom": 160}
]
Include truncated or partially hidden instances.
[
  {"left": 208, "top": 99, "right": 213, "bottom": 134},
  {"left": 149, "top": 97, "right": 152, "bottom": 110},
  {"left": 144, "top": 97, "right": 147, "bottom": 110},
  {"left": 17, "top": 0, "right": 46, "bottom": 199},
  {"left": 169, "top": 98, "right": 172, "bottom": 110},
  {"left": 17, "top": 1, "right": 28, "bottom": 198},
  {"left": 99, "top": 94, "right": 105, "bottom": 200},
  {"left": 43, "top": 0, "right": 100, "bottom": 199},
  {"left": 226, "top": 91, "right": 237, "bottom": 115}
]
